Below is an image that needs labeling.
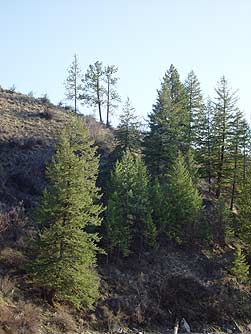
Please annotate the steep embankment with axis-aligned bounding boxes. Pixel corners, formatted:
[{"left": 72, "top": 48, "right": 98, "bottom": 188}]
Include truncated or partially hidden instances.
[
  {"left": 0, "top": 89, "right": 71, "bottom": 209},
  {"left": 0, "top": 89, "right": 251, "bottom": 334}
]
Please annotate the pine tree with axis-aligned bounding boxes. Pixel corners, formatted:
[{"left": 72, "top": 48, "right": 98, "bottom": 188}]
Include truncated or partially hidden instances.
[
  {"left": 166, "top": 152, "right": 202, "bottom": 243},
  {"left": 241, "top": 120, "right": 251, "bottom": 183},
  {"left": 184, "top": 148, "right": 199, "bottom": 186},
  {"left": 229, "top": 110, "right": 247, "bottom": 210},
  {"left": 29, "top": 118, "right": 103, "bottom": 309},
  {"left": 106, "top": 151, "right": 156, "bottom": 256},
  {"left": 184, "top": 71, "right": 204, "bottom": 147},
  {"left": 144, "top": 64, "right": 189, "bottom": 180},
  {"left": 231, "top": 245, "right": 249, "bottom": 283},
  {"left": 115, "top": 97, "right": 141, "bottom": 156},
  {"left": 81, "top": 61, "right": 105, "bottom": 123},
  {"left": 149, "top": 177, "right": 168, "bottom": 234},
  {"left": 64, "top": 54, "right": 83, "bottom": 113},
  {"left": 236, "top": 170, "right": 251, "bottom": 245},
  {"left": 211, "top": 76, "right": 239, "bottom": 198},
  {"left": 104, "top": 65, "right": 120, "bottom": 126}
]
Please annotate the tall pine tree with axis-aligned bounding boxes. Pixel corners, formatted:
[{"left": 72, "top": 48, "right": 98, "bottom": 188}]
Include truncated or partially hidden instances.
[
  {"left": 184, "top": 70, "right": 204, "bottom": 147},
  {"left": 211, "top": 76, "right": 239, "bottom": 198},
  {"left": 144, "top": 64, "right": 189, "bottom": 180},
  {"left": 166, "top": 152, "right": 202, "bottom": 243},
  {"left": 29, "top": 118, "right": 103, "bottom": 309},
  {"left": 106, "top": 151, "right": 156, "bottom": 257},
  {"left": 115, "top": 97, "right": 141, "bottom": 156},
  {"left": 64, "top": 54, "right": 83, "bottom": 113}
]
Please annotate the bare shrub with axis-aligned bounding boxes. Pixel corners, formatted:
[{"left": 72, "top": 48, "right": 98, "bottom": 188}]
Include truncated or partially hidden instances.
[
  {"left": 39, "top": 106, "right": 56, "bottom": 120},
  {"left": 84, "top": 115, "right": 102, "bottom": 139},
  {"left": 0, "top": 212, "right": 9, "bottom": 233},
  {"left": 0, "top": 203, "right": 27, "bottom": 242},
  {"left": 51, "top": 309, "right": 77, "bottom": 332},
  {"left": 0, "top": 275, "right": 15, "bottom": 298},
  {"left": 0, "top": 302, "right": 41, "bottom": 334},
  {"left": 0, "top": 247, "right": 26, "bottom": 269}
]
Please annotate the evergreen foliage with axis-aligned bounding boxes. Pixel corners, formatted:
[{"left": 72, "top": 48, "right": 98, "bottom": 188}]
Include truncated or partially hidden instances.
[
  {"left": 166, "top": 152, "right": 202, "bottom": 243},
  {"left": 195, "top": 100, "right": 214, "bottom": 190},
  {"left": 81, "top": 61, "right": 120, "bottom": 125},
  {"left": 29, "top": 118, "right": 103, "bottom": 309},
  {"left": 231, "top": 245, "right": 250, "bottom": 283},
  {"left": 144, "top": 64, "right": 189, "bottom": 180},
  {"left": 149, "top": 178, "right": 167, "bottom": 234},
  {"left": 104, "top": 64, "right": 120, "bottom": 126},
  {"left": 115, "top": 97, "right": 141, "bottom": 156},
  {"left": 184, "top": 71, "right": 204, "bottom": 147},
  {"left": 229, "top": 110, "right": 248, "bottom": 210},
  {"left": 211, "top": 76, "right": 239, "bottom": 198},
  {"left": 64, "top": 54, "right": 83, "bottom": 113},
  {"left": 81, "top": 61, "right": 105, "bottom": 123},
  {"left": 106, "top": 150, "right": 156, "bottom": 256},
  {"left": 236, "top": 171, "right": 251, "bottom": 245}
]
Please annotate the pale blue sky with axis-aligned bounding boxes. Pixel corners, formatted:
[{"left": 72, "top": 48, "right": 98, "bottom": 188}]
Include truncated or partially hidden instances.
[{"left": 1, "top": 0, "right": 251, "bottom": 124}]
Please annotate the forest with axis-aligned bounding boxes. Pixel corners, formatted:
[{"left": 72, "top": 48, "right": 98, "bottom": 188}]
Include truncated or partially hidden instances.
[{"left": 30, "top": 56, "right": 251, "bottom": 307}]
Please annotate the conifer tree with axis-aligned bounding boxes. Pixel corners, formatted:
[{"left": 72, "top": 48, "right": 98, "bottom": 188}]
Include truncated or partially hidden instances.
[
  {"left": 149, "top": 178, "right": 168, "bottom": 234},
  {"left": 106, "top": 151, "right": 156, "bottom": 256},
  {"left": 29, "top": 118, "right": 103, "bottom": 308},
  {"left": 241, "top": 120, "right": 251, "bottom": 183},
  {"left": 236, "top": 171, "right": 251, "bottom": 245},
  {"left": 104, "top": 65, "right": 120, "bottom": 126},
  {"left": 64, "top": 54, "right": 83, "bottom": 113},
  {"left": 81, "top": 61, "right": 105, "bottom": 123},
  {"left": 231, "top": 245, "right": 250, "bottom": 283},
  {"left": 185, "top": 148, "right": 199, "bottom": 186},
  {"left": 195, "top": 100, "right": 214, "bottom": 190},
  {"left": 115, "top": 97, "right": 141, "bottom": 156},
  {"left": 229, "top": 110, "right": 247, "bottom": 210},
  {"left": 184, "top": 71, "right": 204, "bottom": 147},
  {"left": 166, "top": 152, "right": 202, "bottom": 243},
  {"left": 144, "top": 65, "right": 189, "bottom": 180},
  {"left": 211, "top": 76, "right": 239, "bottom": 198}
]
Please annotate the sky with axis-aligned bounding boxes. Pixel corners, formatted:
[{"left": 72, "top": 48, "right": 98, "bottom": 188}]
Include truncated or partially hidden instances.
[{"left": 1, "top": 0, "right": 251, "bottom": 124}]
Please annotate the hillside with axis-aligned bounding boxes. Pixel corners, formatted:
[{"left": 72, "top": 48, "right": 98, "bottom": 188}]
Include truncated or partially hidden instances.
[{"left": 0, "top": 89, "right": 251, "bottom": 334}]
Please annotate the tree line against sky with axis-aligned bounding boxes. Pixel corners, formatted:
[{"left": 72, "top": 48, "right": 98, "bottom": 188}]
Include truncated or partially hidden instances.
[{"left": 27, "top": 59, "right": 251, "bottom": 309}]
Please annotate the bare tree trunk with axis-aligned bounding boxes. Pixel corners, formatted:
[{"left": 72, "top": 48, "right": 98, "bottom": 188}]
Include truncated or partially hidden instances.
[
  {"left": 106, "top": 78, "right": 110, "bottom": 127},
  {"left": 74, "top": 55, "right": 77, "bottom": 113},
  {"left": 97, "top": 78, "right": 103, "bottom": 123},
  {"left": 230, "top": 142, "right": 238, "bottom": 210}
]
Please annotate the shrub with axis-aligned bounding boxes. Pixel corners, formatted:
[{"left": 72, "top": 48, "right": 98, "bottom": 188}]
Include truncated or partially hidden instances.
[
  {"left": 0, "top": 302, "right": 41, "bottom": 334},
  {"left": 0, "top": 275, "right": 15, "bottom": 298},
  {"left": 40, "top": 107, "right": 55, "bottom": 120},
  {"left": 0, "top": 247, "right": 26, "bottom": 269},
  {"left": 39, "top": 93, "right": 50, "bottom": 104},
  {"left": 50, "top": 309, "right": 77, "bottom": 332},
  {"left": 0, "top": 203, "right": 27, "bottom": 242},
  {"left": 231, "top": 245, "right": 250, "bottom": 283}
]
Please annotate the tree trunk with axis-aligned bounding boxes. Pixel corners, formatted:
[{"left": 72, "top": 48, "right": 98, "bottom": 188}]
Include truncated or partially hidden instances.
[
  {"left": 97, "top": 78, "right": 103, "bottom": 123},
  {"left": 106, "top": 78, "right": 110, "bottom": 127},
  {"left": 74, "top": 60, "right": 77, "bottom": 113},
  {"left": 230, "top": 142, "right": 238, "bottom": 211}
]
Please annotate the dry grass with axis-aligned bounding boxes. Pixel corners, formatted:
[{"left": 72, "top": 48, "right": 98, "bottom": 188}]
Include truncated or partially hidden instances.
[
  {"left": 0, "top": 276, "right": 15, "bottom": 298},
  {"left": 49, "top": 308, "right": 77, "bottom": 333},
  {"left": 0, "top": 301, "right": 41, "bottom": 334},
  {"left": 0, "top": 247, "right": 26, "bottom": 269}
]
